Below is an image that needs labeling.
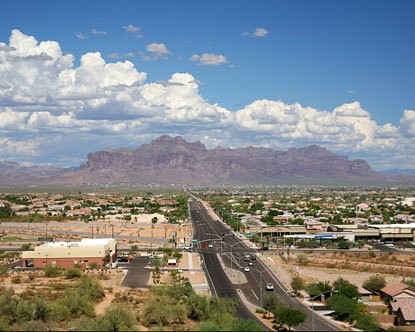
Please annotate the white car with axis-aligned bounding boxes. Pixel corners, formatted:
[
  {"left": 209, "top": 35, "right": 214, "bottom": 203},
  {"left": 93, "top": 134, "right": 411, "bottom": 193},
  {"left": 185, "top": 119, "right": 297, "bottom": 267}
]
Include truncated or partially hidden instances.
[
  {"left": 248, "top": 262, "right": 253, "bottom": 266},
  {"left": 244, "top": 267, "right": 250, "bottom": 272},
  {"left": 208, "top": 243, "right": 213, "bottom": 248},
  {"left": 266, "top": 282, "right": 274, "bottom": 291}
]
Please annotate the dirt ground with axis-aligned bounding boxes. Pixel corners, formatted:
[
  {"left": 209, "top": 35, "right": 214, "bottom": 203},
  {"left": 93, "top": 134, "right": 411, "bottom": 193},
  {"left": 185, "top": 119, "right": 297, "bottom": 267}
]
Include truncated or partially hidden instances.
[
  {"left": 1, "top": 214, "right": 192, "bottom": 250},
  {"left": 262, "top": 251, "right": 412, "bottom": 290}
]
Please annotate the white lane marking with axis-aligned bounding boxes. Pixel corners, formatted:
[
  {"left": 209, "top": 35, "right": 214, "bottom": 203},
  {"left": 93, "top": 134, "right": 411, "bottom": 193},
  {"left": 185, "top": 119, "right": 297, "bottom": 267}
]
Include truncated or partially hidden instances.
[{"left": 251, "top": 289, "right": 259, "bottom": 300}]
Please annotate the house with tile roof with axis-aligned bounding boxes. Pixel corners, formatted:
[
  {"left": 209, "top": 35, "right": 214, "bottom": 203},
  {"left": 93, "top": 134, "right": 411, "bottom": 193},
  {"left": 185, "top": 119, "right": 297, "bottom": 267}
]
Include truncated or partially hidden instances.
[
  {"left": 390, "top": 298, "right": 415, "bottom": 326},
  {"left": 380, "top": 283, "right": 415, "bottom": 302}
]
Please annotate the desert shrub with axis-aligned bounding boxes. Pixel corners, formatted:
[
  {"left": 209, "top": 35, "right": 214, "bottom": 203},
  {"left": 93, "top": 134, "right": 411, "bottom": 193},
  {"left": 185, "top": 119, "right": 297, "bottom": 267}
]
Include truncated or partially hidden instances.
[
  {"left": 60, "top": 289, "right": 95, "bottom": 318},
  {"left": 65, "top": 267, "right": 82, "bottom": 279},
  {"left": 363, "top": 275, "right": 386, "bottom": 293},
  {"left": 353, "top": 311, "right": 379, "bottom": 331},
  {"left": 141, "top": 295, "right": 188, "bottom": 326},
  {"left": 290, "top": 274, "right": 304, "bottom": 292},
  {"left": 44, "top": 265, "right": 62, "bottom": 277},
  {"left": 403, "top": 278, "right": 415, "bottom": 287},
  {"left": 11, "top": 276, "right": 22, "bottom": 284},
  {"left": 94, "top": 304, "right": 137, "bottom": 331},
  {"left": 27, "top": 272, "right": 36, "bottom": 282},
  {"left": 88, "top": 262, "right": 98, "bottom": 269},
  {"left": 296, "top": 254, "right": 308, "bottom": 266},
  {"left": 76, "top": 275, "right": 105, "bottom": 301},
  {"left": 49, "top": 302, "right": 71, "bottom": 321},
  {"left": 255, "top": 308, "right": 267, "bottom": 314},
  {"left": 32, "top": 296, "right": 52, "bottom": 322}
]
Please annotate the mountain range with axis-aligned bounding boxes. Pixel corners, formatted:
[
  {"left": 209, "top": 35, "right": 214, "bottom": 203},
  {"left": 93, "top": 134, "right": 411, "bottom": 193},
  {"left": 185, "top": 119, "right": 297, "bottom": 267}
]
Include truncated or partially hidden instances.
[{"left": 0, "top": 135, "right": 414, "bottom": 186}]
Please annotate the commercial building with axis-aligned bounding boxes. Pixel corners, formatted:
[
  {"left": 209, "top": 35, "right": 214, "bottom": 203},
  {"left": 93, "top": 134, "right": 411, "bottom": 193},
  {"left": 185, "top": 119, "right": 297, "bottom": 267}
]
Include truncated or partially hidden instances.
[{"left": 21, "top": 238, "right": 117, "bottom": 269}]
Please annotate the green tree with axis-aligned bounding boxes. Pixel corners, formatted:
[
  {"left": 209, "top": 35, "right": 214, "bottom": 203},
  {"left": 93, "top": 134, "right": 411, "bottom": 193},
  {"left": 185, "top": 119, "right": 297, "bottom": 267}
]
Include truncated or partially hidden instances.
[
  {"left": 353, "top": 311, "right": 380, "bottom": 331},
  {"left": 333, "top": 277, "right": 359, "bottom": 298},
  {"left": 363, "top": 274, "right": 386, "bottom": 293},
  {"left": 326, "top": 294, "right": 358, "bottom": 321},
  {"left": 337, "top": 237, "right": 351, "bottom": 249},
  {"left": 273, "top": 304, "right": 306, "bottom": 331},
  {"left": 0, "top": 288, "right": 18, "bottom": 324},
  {"left": 263, "top": 292, "right": 278, "bottom": 318},
  {"left": 141, "top": 294, "right": 187, "bottom": 326},
  {"left": 20, "top": 243, "right": 31, "bottom": 251},
  {"left": 188, "top": 293, "right": 210, "bottom": 321},
  {"left": 404, "top": 278, "right": 415, "bottom": 287},
  {"left": 95, "top": 304, "right": 137, "bottom": 331},
  {"left": 0, "top": 205, "right": 14, "bottom": 219},
  {"left": 305, "top": 281, "right": 331, "bottom": 299},
  {"left": 291, "top": 274, "right": 304, "bottom": 293}
]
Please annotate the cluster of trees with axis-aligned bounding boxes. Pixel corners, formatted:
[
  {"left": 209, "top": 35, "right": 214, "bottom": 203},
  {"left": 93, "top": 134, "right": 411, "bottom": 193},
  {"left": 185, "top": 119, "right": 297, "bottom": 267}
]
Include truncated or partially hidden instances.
[
  {"left": 298, "top": 275, "right": 383, "bottom": 331},
  {"left": 211, "top": 202, "right": 243, "bottom": 232},
  {"left": 0, "top": 274, "right": 127, "bottom": 331},
  {"left": 262, "top": 293, "right": 306, "bottom": 331},
  {"left": 141, "top": 272, "right": 265, "bottom": 331}
]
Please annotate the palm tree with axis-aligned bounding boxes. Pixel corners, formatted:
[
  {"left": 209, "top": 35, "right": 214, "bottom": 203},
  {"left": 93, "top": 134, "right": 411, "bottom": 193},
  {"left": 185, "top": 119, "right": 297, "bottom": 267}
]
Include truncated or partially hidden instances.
[{"left": 151, "top": 216, "right": 158, "bottom": 252}]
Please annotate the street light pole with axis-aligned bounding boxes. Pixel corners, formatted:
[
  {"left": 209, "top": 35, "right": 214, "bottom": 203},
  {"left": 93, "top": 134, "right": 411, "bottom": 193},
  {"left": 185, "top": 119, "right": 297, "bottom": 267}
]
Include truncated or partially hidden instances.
[
  {"left": 250, "top": 267, "right": 266, "bottom": 308},
  {"left": 206, "top": 233, "right": 232, "bottom": 255},
  {"left": 223, "top": 242, "right": 240, "bottom": 281}
]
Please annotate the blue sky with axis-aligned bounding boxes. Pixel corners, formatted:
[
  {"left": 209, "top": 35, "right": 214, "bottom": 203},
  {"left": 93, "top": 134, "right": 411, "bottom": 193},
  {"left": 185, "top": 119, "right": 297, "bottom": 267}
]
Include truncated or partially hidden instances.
[{"left": 0, "top": 0, "right": 414, "bottom": 171}]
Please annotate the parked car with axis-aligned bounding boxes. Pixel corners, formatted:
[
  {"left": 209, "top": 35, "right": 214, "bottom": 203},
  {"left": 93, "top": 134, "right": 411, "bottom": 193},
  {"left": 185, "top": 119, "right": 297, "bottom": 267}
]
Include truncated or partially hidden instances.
[{"left": 266, "top": 282, "right": 274, "bottom": 291}]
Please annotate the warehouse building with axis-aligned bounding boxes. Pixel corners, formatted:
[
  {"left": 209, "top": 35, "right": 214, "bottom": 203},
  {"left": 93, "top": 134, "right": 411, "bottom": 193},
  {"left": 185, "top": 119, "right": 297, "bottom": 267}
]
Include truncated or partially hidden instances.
[{"left": 21, "top": 238, "right": 117, "bottom": 269}]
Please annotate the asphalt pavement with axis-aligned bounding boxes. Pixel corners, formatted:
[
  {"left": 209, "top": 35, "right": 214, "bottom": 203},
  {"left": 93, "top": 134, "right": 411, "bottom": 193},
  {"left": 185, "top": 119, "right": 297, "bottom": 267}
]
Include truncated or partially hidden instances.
[{"left": 189, "top": 196, "right": 340, "bottom": 331}]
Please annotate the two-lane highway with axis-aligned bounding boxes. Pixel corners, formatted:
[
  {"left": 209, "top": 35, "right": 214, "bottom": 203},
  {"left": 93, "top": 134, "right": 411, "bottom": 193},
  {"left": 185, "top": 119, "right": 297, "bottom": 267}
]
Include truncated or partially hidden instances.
[{"left": 189, "top": 196, "right": 339, "bottom": 331}]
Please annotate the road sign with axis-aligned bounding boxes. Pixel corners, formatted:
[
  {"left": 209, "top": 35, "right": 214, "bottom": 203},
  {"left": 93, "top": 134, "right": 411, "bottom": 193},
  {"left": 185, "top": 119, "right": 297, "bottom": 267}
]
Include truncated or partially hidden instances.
[
  {"left": 191, "top": 239, "right": 198, "bottom": 243},
  {"left": 246, "top": 233, "right": 253, "bottom": 238}
]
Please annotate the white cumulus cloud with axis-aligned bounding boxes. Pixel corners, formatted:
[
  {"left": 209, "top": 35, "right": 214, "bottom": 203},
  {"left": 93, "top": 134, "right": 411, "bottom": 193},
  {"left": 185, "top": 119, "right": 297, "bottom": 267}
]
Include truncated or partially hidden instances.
[
  {"left": 145, "top": 43, "right": 171, "bottom": 59},
  {"left": 242, "top": 27, "right": 269, "bottom": 38},
  {"left": 254, "top": 27, "right": 269, "bottom": 37},
  {"left": 189, "top": 53, "right": 227, "bottom": 65},
  {"left": 400, "top": 110, "right": 415, "bottom": 136},
  {"left": 0, "top": 29, "right": 414, "bottom": 170},
  {"left": 123, "top": 24, "right": 140, "bottom": 33}
]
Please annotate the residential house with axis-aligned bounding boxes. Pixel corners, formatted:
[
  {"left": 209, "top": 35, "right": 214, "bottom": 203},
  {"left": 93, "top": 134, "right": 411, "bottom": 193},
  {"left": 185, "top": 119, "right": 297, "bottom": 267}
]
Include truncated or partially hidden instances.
[
  {"left": 381, "top": 283, "right": 415, "bottom": 302},
  {"left": 390, "top": 298, "right": 415, "bottom": 326}
]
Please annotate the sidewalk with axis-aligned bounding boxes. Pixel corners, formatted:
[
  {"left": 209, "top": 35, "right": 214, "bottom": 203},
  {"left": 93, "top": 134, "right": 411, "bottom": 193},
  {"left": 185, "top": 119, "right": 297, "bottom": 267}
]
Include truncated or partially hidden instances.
[{"left": 177, "top": 252, "right": 210, "bottom": 295}]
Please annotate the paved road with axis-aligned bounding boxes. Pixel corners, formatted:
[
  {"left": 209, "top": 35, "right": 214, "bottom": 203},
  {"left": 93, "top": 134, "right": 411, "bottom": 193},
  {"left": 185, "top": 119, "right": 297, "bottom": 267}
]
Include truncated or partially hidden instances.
[
  {"left": 190, "top": 197, "right": 339, "bottom": 331},
  {"left": 120, "top": 256, "right": 151, "bottom": 288},
  {"left": 189, "top": 200, "right": 270, "bottom": 329}
]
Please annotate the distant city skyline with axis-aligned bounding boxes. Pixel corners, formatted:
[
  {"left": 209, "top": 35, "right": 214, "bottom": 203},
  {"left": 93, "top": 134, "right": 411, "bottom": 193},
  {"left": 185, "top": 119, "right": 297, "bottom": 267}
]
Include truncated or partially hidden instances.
[{"left": 0, "top": 0, "right": 414, "bottom": 171}]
